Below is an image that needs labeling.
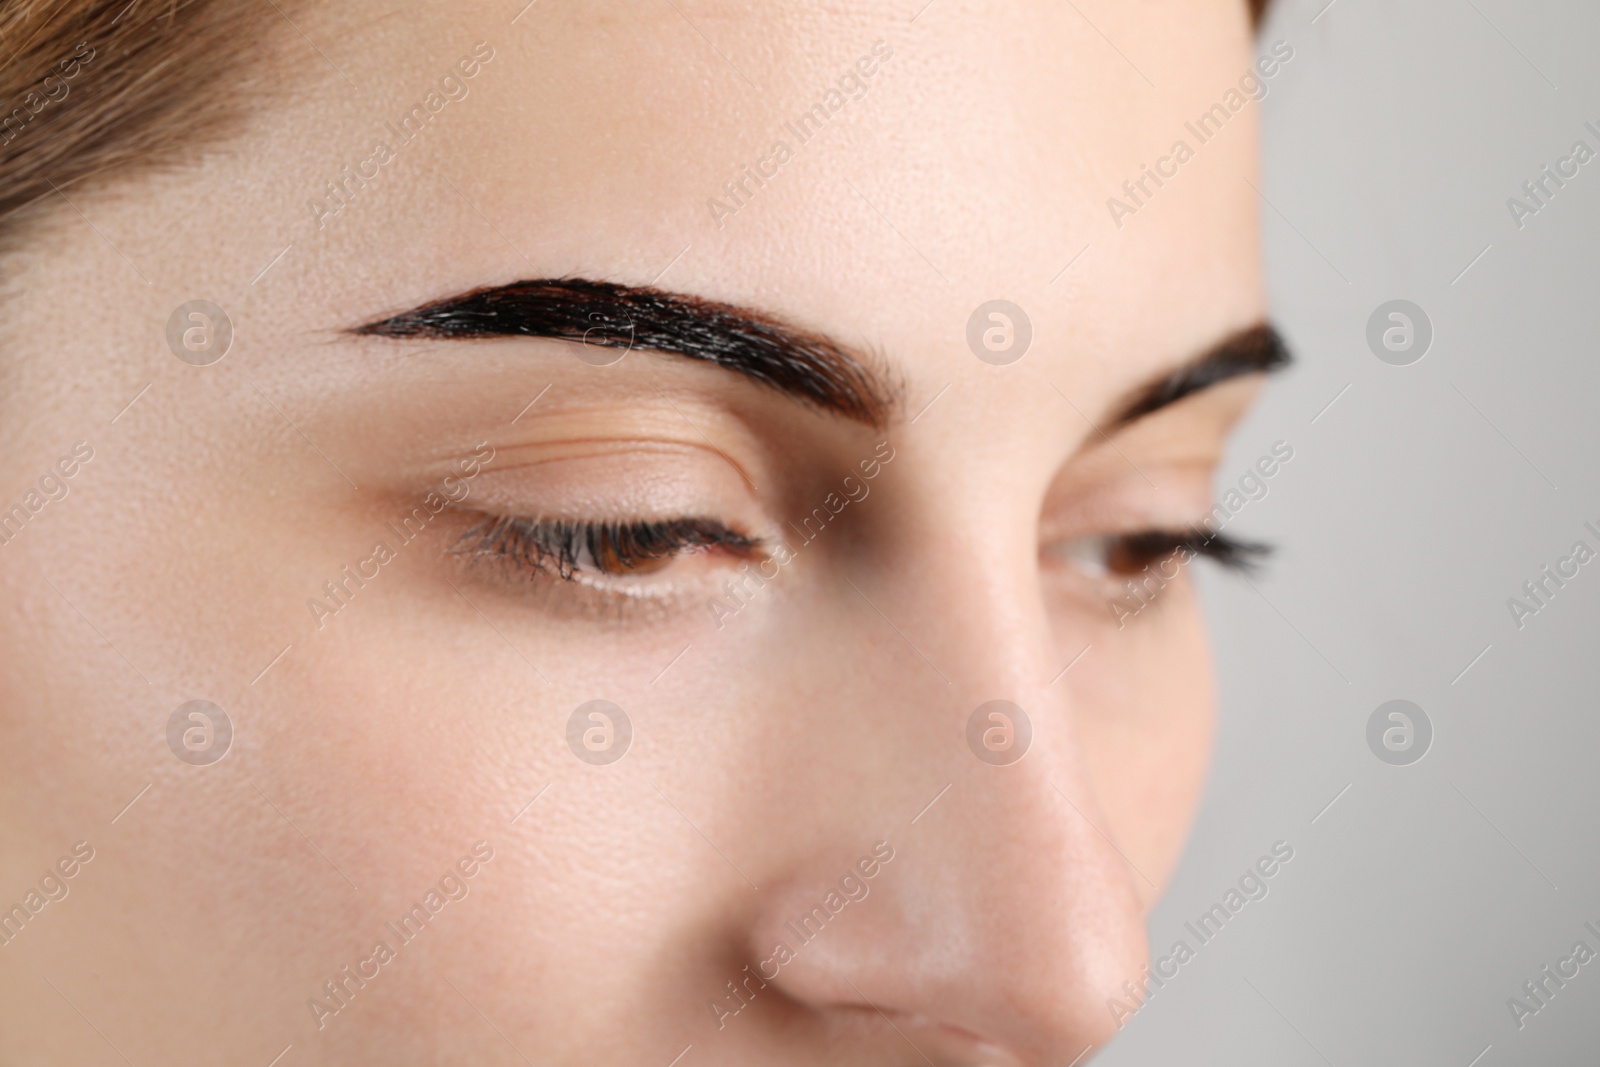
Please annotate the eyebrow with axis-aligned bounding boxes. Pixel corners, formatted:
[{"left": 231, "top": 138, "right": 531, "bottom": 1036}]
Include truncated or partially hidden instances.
[
  {"left": 1107, "top": 322, "right": 1290, "bottom": 428},
  {"left": 353, "top": 279, "right": 1287, "bottom": 430},
  {"left": 352, "top": 277, "right": 897, "bottom": 427}
]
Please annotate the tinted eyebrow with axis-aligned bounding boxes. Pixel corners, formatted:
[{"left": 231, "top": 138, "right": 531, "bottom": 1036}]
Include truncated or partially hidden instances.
[
  {"left": 1108, "top": 322, "right": 1290, "bottom": 428},
  {"left": 351, "top": 278, "right": 897, "bottom": 427}
]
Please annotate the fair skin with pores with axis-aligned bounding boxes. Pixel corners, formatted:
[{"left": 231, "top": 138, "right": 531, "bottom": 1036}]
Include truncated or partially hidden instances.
[{"left": 0, "top": 1, "right": 1266, "bottom": 1063}]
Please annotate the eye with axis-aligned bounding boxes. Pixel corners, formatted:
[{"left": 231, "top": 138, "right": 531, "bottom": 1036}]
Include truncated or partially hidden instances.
[
  {"left": 1048, "top": 527, "right": 1269, "bottom": 581},
  {"left": 453, "top": 513, "right": 765, "bottom": 584}
]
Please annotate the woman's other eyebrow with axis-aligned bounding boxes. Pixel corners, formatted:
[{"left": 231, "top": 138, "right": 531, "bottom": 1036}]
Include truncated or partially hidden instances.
[
  {"left": 351, "top": 278, "right": 898, "bottom": 428},
  {"left": 1108, "top": 323, "right": 1291, "bottom": 429}
]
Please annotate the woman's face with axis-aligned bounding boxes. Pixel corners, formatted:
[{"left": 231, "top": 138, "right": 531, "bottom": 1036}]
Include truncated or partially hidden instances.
[{"left": 0, "top": 1, "right": 1268, "bottom": 1063}]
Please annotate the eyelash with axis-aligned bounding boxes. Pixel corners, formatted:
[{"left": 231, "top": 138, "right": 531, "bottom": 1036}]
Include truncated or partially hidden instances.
[
  {"left": 453, "top": 514, "right": 764, "bottom": 581},
  {"left": 1097, "top": 528, "right": 1270, "bottom": 576},
  {"left": 454, "top": 513, "right": 1267, "bottom": 589}
]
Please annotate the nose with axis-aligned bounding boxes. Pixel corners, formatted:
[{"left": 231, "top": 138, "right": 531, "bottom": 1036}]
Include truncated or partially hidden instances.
[{"left": 742, "top": 531, "right": 1152, "bottom": 1063}]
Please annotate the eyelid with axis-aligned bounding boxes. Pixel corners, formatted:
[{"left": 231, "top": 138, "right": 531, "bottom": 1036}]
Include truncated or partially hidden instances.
[
  {"left": 1063, "top": 376, "right": 1264, "bottom": 477},
  {"left": 463, "top": 434, "right": 767, "bottom": 521},
  {"left": 493, "top": 399, "right": 768, "bottom": 460},
  {"left": 1114, "top": 528, "right": 1271, "bottom": 574},
  {"left": 1041, "top": 470, "right": 1218, "bottom": 550},
  {"left": 452, "top": 512, "right": 765, "bottom": 583},
  {"left": 1046, "top": 526, "right": 1271, "bottom": 581}
]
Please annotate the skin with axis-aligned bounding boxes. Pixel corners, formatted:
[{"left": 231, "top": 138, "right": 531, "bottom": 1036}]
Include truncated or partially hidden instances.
[{"left": 0, "top": 1, "right": 1268, "bottom": 1063}]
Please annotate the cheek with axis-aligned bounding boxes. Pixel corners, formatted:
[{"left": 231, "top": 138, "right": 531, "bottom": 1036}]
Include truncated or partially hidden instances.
[
  {"left": 1070, "top": 578, "right": 1214, "bottom": 909},
  {"left": 271, "top": 601, "right": 551, "bottom": 862}
]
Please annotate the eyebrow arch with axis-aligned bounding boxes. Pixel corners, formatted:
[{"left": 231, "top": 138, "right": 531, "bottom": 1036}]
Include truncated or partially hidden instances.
[
  {"left": 351, "top": 278, "right": 897, "bottom": 427},
  {"left": 1108, "top": 322, "right": 1291, "bottom": 428}
]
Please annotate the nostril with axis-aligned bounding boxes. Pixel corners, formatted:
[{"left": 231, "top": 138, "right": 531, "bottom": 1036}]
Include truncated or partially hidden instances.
[{"left": 830, "top": 1003, "right": 1030, "bottom": 1067}]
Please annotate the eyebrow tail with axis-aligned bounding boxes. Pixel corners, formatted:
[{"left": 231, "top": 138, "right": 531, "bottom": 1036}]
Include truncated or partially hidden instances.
[{"left": 1113, "top": 322, "right": 1291, "bottom": 426}]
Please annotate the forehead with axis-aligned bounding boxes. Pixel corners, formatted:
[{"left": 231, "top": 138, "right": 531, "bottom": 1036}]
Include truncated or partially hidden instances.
[{"left": 124, "top": 0, "right": 1263, "bottom": 422}]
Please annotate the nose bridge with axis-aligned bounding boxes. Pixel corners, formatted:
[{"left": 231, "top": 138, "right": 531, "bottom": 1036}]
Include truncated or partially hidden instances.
[
  {"left": 881, "top": 479, "right": 1061, "bottom": 704},
  {"left": 900, "top": 502, "right": 1077, "bottom": 780},
  {"left": 920, "top": 546, "right": 1151, "bottom": 1045},
  {"left": 741, "top": 511, "right": 1151, "bottom": 1058}
]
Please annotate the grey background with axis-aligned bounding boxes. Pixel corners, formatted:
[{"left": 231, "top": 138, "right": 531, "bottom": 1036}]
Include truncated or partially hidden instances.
[{"left": 1100, "top": 1, "right": 1600, "bottom": 1063}]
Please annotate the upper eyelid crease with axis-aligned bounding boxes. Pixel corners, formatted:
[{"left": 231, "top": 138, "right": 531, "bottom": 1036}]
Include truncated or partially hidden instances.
[{"left": 350, "top": 277, "right": 901, "bottom": 429}]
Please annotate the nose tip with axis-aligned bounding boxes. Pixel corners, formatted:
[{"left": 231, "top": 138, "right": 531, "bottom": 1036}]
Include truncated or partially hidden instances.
[
  {"left": 721, "top": 523, "right": 1162, "bottom": 1060},
  {"left": 945, "top": 765, "right": 1153, "bottom": 1059},
  {"left": 741, "top": 762, "right": 1152, "bottom": 1063}
]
